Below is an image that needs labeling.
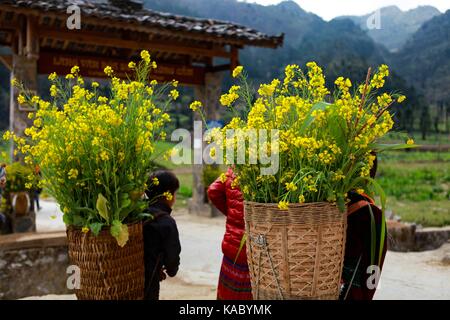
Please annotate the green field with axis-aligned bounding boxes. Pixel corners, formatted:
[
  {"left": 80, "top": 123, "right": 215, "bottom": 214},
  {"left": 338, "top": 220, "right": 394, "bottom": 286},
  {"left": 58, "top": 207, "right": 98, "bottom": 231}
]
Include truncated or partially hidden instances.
[{"left": 377, "top": 151, "right": 450, "bottom": 227}]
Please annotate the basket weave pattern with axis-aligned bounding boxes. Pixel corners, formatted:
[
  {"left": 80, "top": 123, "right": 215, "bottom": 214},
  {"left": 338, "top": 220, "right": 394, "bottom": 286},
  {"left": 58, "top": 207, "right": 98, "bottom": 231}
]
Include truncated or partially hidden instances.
[
  {"left": 66, "top": 222, "right": 145, "bottom": 300},
  {"left": 244, "top": 201, "right": 347, "bottom": 300}
]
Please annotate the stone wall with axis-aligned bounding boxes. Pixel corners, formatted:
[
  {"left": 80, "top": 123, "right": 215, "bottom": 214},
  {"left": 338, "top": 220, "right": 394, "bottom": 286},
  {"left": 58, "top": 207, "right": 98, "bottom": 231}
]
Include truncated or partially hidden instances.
[
  {"left": 0, "top": 232, "right": 71, "bottom": 299},
  {"left": 388, "top": 220, "right": 450, "bottom": 252}
]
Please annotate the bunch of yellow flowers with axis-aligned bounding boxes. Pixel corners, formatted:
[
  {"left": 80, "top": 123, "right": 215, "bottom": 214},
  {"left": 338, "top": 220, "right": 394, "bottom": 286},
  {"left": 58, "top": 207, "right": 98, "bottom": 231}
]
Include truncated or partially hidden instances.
[
  {"left": 5, "top": 50, "right": 177, "bottom": 246},
  {"left": 193, "top": 63, "right": 413, "bottom": 212}
]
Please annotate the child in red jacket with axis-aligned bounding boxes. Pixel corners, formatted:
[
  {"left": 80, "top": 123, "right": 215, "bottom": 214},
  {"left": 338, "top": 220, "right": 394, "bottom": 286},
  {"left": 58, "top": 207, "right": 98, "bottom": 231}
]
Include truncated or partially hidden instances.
[{"left": 208, "top": 168, "right": 252, "bottom": 300}]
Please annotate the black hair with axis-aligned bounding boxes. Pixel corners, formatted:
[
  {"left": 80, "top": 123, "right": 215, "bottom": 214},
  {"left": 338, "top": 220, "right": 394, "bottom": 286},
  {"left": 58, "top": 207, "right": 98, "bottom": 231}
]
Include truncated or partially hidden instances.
[{"left": 145, "top": 170, "right": 180, "bottom": 202}]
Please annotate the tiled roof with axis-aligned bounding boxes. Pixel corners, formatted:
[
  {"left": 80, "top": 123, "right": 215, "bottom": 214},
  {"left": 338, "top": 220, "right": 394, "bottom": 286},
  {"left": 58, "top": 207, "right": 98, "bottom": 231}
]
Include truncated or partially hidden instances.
[{"left": 1, "top": 0, "right": 284, "bottom": 48}]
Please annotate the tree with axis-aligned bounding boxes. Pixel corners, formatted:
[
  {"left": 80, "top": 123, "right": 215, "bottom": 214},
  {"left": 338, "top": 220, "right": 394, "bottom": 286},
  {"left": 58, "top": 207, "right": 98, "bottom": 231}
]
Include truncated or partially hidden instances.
[{"left": 420, "top": 106, "right": 431, "bottom": 140}]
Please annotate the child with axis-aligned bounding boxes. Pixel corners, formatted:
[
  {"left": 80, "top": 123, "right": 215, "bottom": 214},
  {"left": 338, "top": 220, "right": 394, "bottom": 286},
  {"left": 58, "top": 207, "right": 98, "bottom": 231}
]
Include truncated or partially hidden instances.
[
  {"left": 208, "top": 168, "right": 253, "bottom": 300},
  {"left": 340, "top": 155, "right": 387, "bottom": 300},
  {"left": 143, "top": 170, "right": 181, "bottom": 300}
]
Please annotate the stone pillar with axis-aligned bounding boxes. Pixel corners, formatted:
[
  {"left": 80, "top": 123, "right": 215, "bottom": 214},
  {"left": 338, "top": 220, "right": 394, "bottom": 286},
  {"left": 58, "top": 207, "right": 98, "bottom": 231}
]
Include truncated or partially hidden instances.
[
  {"left": 188, "top": 72, "right": 223, "bottom": 217},
  {"left": 9, "top": 54, "right": 38, "bottom": 161},
  {"left": 10, "top": 15, "right": 39, "bottom": 161},
  {"left": 7, "top": 16, "right": 39, "bottom": 233}
]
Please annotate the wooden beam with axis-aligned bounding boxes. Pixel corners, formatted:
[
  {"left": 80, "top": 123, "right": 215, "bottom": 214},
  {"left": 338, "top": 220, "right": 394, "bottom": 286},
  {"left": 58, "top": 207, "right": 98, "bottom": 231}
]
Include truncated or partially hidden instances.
[
  {"left": 230, "top": 46, "right": 239, "bottom": 71},
  {"left": 0, "top": 55, "right": 12, "bottom": 71},
  {"left": 206, "top": 64, "right": 230, "bottom": 73},
  {"left": 39, "top": 28, "right": 232, "bottom": 59},
  {"left": 26, "top": 15, "right": 39, "bottom": 58}
]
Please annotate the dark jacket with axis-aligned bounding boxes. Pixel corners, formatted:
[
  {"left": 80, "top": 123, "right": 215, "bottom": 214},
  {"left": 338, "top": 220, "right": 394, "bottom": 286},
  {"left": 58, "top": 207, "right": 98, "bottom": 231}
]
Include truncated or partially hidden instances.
[
  {"left": 143, "top": 202, "right": 181, "bottom": 300},
  {"left": 207, "top": 168, "right": 247, "bottom": 264},
  {"left": 340, "top": 192, "right": 387, "bottom": 300}
]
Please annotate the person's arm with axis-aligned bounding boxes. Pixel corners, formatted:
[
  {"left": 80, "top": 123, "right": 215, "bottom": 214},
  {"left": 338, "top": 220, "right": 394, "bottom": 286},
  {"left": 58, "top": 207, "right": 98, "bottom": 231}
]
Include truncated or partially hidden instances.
[
  {"left": 162, "top": 218, "right": 181, "bottom": 277},
  {"left": 207, "top": 176, "right": 227, "bottom": 215}
]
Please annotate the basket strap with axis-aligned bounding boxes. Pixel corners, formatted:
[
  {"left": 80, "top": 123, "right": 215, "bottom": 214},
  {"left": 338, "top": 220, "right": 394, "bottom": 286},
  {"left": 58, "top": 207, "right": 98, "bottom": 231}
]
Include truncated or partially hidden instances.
[
  {"left": 145, "top": 254, "right": 162, "bottom": 298},
  {"left": 255, "top": 251, "right": 262, "bottom": 300},
  {"left": 343, "top": 255, "right": 362, "bottom": 300},
  {"left": 347, "top": 200, "right": 371, "bottom": 216},
  {"left": 264, "top": 244, "right": 284, "bottom": 300}
]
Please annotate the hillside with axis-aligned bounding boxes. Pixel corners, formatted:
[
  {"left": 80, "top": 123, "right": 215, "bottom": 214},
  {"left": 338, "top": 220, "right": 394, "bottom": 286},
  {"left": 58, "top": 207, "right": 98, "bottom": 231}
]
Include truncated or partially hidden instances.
[
  {"left": 393, "top": 10, "right": 450, "bottom": 103},
  {"left": 339, "top": 5, "right": 441, "bottom": 52}
]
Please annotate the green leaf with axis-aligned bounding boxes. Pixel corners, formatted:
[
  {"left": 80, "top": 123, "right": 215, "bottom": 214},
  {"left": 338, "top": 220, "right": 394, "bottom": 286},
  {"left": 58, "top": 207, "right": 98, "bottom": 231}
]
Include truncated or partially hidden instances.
[
  {"left": 72, "top": 215, "right": 85, "bottom": 227},
  {"left": 96, "top": 193, "right": 109, "bottom": 222},
  {"left": 370, "top": 143, "right": 419, "bottom": 151},
  {"left": 62, "top": 212, "right": 72, "bottom": 225},
  {"left": 365, "top": 177, "right": 387, "bottom": 267},
  {"left": 336, "top": 194, "right": 346, "bottom": 213},
  {"left": 110, "top": 220, "right": 129, "bottom": 247},
  {"left": 137, "top": 213, "right": 154, "bottom": 220},
  {"left": 89, "top": 222, "right": 103, "bottom": 236},
  {"left": 120, "top": 198, "right": 132, "bottom": 210},
  {"left": 300, "top": 101, "right": 331, "bottom": 132},
  {"left": 368, "top": 205, "right": 376, "bottom": 266},
  {"left": 234, "top": 234, "right": 247, "bottom": 264}
]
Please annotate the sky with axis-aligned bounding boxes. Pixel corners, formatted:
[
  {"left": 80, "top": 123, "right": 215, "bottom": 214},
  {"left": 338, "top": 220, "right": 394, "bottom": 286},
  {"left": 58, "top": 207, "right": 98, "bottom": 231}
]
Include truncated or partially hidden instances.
[{"left": 241, "top": 0, "right": 450, "bottom": 20}]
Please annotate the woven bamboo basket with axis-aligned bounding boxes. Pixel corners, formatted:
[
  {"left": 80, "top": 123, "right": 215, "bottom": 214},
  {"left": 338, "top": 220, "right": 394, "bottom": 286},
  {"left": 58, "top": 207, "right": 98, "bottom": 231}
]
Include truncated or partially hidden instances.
[
  {"left": 66, "top": 222, "right": 145, "bottom": 300},
  {"left": 244, "top": 201, "right": 347, "bottom": 300}
]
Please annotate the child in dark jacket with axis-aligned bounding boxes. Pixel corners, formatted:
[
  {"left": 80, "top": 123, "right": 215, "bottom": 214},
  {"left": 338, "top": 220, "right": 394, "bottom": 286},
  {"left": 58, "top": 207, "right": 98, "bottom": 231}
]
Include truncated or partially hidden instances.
[{"left": 143, "top": 170, "right": 181, "bottom": 300}]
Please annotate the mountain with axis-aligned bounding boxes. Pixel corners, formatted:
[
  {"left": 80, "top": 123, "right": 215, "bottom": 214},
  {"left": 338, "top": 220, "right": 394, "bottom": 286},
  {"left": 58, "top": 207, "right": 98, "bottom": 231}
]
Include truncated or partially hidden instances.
[
  {"left": 143, "top": 0, "right": 388, "bottom": 76},
  {"left": 338, "top": 5, "right": 441, "bottom": 52},
  {"left": 141, "top": 0, "right": 423, "bottom": 131},
  {"left": 393, "top": 10, "right": 450, "bottom": 103},
  {"left": 144, "top": 0, "right": 324, "bottom": 47}
]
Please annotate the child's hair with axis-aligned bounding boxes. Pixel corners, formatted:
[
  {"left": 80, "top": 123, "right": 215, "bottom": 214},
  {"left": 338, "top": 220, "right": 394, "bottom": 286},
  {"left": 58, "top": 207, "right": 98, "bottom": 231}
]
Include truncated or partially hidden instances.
[{"left": 145, "top": 170, "right": 180, "bottom": 202}]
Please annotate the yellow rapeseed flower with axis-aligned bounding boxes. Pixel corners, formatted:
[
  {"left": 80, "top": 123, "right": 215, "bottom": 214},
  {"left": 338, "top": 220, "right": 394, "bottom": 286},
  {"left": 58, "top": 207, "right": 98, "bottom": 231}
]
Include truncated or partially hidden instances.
[
  {"left": 48, "top": 72, "right": 57, "bottom": 81},
  {"left": 189, "top": 101, "right": 202, "bottom": 111},
  {"left": 104, "top": 66, "right": 114, "bottom": 76},
  {"left": 17, "top": 94, "right": 26, "bottom": 104},
  {"left": 285, "top": 182, "right": 298, "bottom": 192},
  {"left": 70, "top": 66, "right": 80, "bottom": 75},
  {"left": 232, "top": 66, "right": 243, "bottom": 78},
  {"left": 68, "top": 168, "right": 78, "bottom": 180},
  {"left": 163, "top": 191, "right": 173, "bottom": 201},
  {"left": 140, "top": 50, "right": 151, "bottom": 64},
  {"left": 50, "top": 85, "right": 57, "bottom": 97},
  {"left": 11, "top": 77, "right": 19, "bottom": 87},
  {"left": 278, "top": 200, "right": 289, "bottom": 210},
  {"left": 170, "top": 89, "right": 179, "bottom": 100}
]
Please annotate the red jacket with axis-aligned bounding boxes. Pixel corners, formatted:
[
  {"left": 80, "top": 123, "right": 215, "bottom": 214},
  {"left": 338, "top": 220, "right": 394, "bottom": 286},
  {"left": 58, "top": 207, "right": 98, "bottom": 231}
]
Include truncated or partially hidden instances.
[{"left": 207, "top": 168, "right": 247, "bottom": 265}]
